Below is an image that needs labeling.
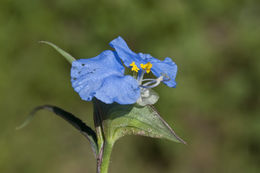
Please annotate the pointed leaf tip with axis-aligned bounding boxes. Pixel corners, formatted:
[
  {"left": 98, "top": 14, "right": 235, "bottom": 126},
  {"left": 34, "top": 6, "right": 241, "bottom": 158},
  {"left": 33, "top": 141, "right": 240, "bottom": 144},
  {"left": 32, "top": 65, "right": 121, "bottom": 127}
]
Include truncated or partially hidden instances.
[
  {"left": 150, "top": 105, "right": 186, "bottom": 144},
  {"left": 39, "top": 41, "right": 76, "bottom": 64},
  {"left": 94, "top": 100, "right": 186, "bottom": 145},
  {"left": 18, "top": 105, "right": 98, "bottom": 156}
]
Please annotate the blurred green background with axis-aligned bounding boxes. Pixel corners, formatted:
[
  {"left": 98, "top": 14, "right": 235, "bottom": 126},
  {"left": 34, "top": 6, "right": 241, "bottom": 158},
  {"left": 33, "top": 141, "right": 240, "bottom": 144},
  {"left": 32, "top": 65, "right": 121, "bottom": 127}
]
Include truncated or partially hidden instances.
[{"left": 0, "top": 0, "right": 259, "bottom": 172}]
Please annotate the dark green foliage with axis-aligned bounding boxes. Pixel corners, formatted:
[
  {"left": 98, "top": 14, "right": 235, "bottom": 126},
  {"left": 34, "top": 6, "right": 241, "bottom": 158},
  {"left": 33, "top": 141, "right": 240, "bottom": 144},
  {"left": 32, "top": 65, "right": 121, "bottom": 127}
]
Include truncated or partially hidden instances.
[{"left": 17, "top": 105, "right": 98, "bottom": 156}]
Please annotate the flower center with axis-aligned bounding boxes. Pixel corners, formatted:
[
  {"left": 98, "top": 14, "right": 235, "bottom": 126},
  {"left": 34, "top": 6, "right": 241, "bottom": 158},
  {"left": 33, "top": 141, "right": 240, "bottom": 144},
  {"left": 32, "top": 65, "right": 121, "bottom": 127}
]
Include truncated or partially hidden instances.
[
  {"left": 140, "top": 62, "right": 152, "bottom": 73},
  {"left": 129, "top": 61, "right": 166, "bottom": 106},
  {"left": 129, "top": 61, "right": 167, "bottom": 89},
  {"left": 130, "top": 62, "right": 140, "bottom": 72},
  {"left": 130, "top": 61, "right": 152, "bottom": 73}
]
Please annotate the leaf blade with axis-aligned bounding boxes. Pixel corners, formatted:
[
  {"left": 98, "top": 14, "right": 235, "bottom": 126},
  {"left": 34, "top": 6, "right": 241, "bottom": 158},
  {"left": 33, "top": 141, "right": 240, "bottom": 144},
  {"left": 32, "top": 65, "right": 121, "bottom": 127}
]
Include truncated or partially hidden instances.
[
  {"left": 39, "top": 41, "right": 76, "bottom": 64},
  {"left": 18, "top": 105, "right": 98, "bottom": 156}
]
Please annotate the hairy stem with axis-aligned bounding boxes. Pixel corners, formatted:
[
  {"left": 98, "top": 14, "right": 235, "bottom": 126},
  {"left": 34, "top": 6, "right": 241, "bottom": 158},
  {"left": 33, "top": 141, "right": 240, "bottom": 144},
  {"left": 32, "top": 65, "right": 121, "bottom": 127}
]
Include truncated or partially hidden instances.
[
  {"left": 94, "top": 99, "right": 114, "bottom": 173},
  {"left": 98, "top": 142, "right": 113, "bottom": 173}
]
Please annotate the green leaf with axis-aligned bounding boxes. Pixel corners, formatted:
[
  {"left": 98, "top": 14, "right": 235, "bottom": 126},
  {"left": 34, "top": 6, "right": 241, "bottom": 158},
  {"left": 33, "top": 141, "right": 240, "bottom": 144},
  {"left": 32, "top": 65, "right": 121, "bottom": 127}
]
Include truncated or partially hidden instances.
[
  {"left": 17, "top": 105, "right": 98, "bottom": 156},
  {"left": 93, "top": 100, "right": 186, "bottom": 145},
  {"left": 39, "top": 41, "right": 76, "bottom": 64}
]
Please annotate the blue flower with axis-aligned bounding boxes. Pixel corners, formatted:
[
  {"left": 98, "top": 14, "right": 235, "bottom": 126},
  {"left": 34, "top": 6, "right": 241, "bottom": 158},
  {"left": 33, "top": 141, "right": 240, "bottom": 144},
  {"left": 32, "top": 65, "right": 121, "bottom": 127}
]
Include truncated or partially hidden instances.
[
  {"left": 71, "top": 50, "right": 140, "bottom": 104},
  {"left": 109, "top": 36, "right": 178, "bottom": 88},
  {"left": 71, "top": 37, "right": 178, "bottom": 106}
]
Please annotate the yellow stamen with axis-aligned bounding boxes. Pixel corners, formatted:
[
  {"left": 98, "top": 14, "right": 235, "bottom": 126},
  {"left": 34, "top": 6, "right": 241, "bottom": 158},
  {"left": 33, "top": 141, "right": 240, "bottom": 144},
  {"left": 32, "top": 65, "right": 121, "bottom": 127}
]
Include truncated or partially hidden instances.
[
  {"left": 140, "top": 62, "right": 152, "bottom": 73},
  {"left": 130, "top": 61, "right": 140, "bottom": 72}
]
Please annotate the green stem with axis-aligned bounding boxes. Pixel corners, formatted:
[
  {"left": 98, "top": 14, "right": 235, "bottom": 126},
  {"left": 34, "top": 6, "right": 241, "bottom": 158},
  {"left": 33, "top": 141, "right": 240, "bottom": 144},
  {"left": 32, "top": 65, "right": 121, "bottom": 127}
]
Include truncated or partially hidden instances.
[
  {"left": 94, "top": 100, "right": 114, "bottom": 173},
  {"left": 99, "top": 142, "right": 113, "bottom": 173}
]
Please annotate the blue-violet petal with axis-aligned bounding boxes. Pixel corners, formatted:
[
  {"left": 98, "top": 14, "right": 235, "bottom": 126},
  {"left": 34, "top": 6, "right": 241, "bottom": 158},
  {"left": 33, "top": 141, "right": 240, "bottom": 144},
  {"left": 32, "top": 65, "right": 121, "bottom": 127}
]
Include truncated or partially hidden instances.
[{"left": 71, "top": 50, "right": 140, "bottom": 104}]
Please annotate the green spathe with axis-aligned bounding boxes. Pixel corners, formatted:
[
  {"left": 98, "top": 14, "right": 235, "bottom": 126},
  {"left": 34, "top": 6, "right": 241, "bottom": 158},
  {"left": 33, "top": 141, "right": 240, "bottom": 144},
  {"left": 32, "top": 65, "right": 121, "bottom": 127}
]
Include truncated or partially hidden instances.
[
  {"left": 94, "top": 100, "right": 186, "bottom": 173},
  {"left": 93, "top": 99, "right": 185, "bottom": 145}
]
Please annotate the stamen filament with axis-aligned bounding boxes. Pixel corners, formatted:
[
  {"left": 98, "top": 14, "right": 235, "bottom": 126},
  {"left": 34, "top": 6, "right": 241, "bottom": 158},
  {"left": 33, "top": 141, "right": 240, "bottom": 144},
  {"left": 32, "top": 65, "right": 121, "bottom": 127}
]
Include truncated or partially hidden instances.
[
  {"left": 137, "top": 70, "right": 146, "bottom": 85},
  {"left": 140, "top": 76, "right": 164, "bottom": 89},
  {"left": 133, "top": 71, "right": 138, "bottom": 79},
  {"left": 142, "top": 80, "right": 157, "bottom": 87},
  {"left": 141, "top": 79, "right": 155, "bottom": 82}
]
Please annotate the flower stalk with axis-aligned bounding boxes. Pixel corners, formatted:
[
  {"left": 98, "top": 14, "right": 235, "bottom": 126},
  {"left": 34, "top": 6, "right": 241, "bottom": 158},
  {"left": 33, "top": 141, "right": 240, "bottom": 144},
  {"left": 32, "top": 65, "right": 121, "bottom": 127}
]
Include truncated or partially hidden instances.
[
  {"left": 94, "top": 99, "right": 113, "bottom": 173},
  {"left": 98, "top": 142, "right": 113, "bottom": 173}
]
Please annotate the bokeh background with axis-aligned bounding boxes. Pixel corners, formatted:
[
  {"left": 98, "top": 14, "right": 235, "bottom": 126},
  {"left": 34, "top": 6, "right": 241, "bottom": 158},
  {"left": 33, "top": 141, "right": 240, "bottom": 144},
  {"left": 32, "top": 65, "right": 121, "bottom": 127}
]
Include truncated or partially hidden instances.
[{"left": 1, "top": 0, "right": 259, "bottom": 172}]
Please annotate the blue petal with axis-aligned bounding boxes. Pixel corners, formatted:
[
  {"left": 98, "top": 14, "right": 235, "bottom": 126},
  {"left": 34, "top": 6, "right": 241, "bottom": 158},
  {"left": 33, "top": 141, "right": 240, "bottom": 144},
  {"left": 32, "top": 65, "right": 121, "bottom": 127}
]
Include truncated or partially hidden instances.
[
  {"left": 71, "top": 50, "right": 125, "bottom": 102},
  {"left": 95, "top": 75, "right": 140, "bottom": 104},
  {"left": 150, "top": 57, "right": 178, "bottom": 88},
  {"left": 110, "top": 37, "right": 178, "bottom": 88},
  {"left": 109, "top": 36, "right": 145, "bottom": 67}
]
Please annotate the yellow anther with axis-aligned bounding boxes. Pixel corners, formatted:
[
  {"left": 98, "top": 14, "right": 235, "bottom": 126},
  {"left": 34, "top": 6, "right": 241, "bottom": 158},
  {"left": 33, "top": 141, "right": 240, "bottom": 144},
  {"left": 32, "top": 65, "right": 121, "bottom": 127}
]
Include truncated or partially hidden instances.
[
  {"left": 140, "top": 62, "right": 152, "bottom": 73},
  {"left": 130, "top": 61, "right": 140, "bottom": 72}
]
